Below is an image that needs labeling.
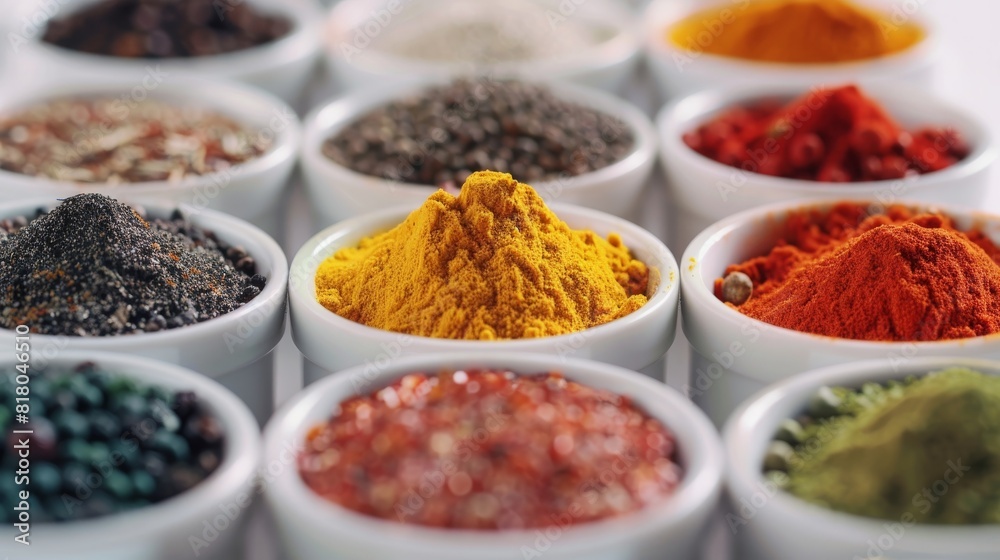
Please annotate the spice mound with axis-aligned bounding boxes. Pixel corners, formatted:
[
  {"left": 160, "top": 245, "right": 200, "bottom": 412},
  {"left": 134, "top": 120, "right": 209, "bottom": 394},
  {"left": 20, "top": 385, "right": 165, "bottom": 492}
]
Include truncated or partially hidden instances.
[
  {"left": 0, "top": 97, "right": 271, "bottom": 184},
  {"left": 716, "top": 203, "right": 1000, "bottom": 342},
  {"left": 43, "top": 0, "right": 292, "bottom": 58},
  {"left": 684, "top": 85, "right": 969, "bottom": 182},
  {"left": 0, "top": 193, "right": 266, "bottom": 336},
  {"left": 315, "top": 171, "right": 650, "bottom": 340},
  {"left": 0, "top": 362, "right": 225, "bottom": 523},
  {"left": 668, "top": 0, "right": 923, "bottom": 64},
  {"left": 768, "top": 368, "right": 1000, "bottom": 524},
  {"left": 299, "top": 369, "right": 682, "bottom": 529},
  {"left": 322, "top": 79, "right": 634, "bottom": 189}
]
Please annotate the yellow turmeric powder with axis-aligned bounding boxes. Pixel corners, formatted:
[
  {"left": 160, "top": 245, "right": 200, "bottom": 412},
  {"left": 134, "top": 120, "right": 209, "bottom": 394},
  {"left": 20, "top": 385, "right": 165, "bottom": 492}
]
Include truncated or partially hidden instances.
[
  {"left": 315, "top": 171, "right": 650, "bottom": 340},
  {"left": 669, "top": 0, "right": 924, "bottom": 64}
]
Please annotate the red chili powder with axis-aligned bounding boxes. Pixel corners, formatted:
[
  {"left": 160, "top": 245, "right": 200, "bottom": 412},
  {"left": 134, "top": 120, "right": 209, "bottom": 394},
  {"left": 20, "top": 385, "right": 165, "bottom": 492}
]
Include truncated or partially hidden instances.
[
  {"left": 716, "top": 203, "right": 1000, "bottom": 341},
  {"left": 298, "top": 370, "right": 682, "bottom": 529}
]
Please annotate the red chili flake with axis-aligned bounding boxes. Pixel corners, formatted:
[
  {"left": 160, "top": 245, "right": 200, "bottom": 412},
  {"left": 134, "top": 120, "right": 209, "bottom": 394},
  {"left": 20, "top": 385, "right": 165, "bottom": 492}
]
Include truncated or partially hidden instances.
[
  {"left": 683, "top": 85, "right": 970, "bottom": 182},
  {"left": 298, "top": 370, "right": 682, "bottom": 530}
]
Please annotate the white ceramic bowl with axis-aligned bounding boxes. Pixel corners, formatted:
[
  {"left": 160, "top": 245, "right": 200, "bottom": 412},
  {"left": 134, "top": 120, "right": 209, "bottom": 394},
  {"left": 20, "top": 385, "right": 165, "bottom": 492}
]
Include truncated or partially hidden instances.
[
  {"left": 324, "top": 0, "right": 640, "bottom": 92},
  {"left": 680, "top": 198, "right": 1000, "bottom": 427},
  {"left": 643, "top": 0, "right": 941, "bottom": 100},
  {"left": 0, "top": 197, "right": 288, "bottom": 424},
  {"left": 301, "top": 79, "right": 658, "bottom": 227},
  {"left": 6, "top": 0, "right": 322, "bottom": 103},
  {"left": 658, "top": 82, "right": 996, "bottom": 249},
  {"left": 725, "top": 357, "right": 1000, "bottom": 560},
  {"left": 0, "top": 79, "right": 301, "bottom": 239},
  {"left": 289, "top": 203, "right": 679, "bottom": 383},
  {"left": 0, "top": 351, "right": 260, "bottom": 560},
  {"left": 264, "top": 352, "right": 724, "bottom": 560}
]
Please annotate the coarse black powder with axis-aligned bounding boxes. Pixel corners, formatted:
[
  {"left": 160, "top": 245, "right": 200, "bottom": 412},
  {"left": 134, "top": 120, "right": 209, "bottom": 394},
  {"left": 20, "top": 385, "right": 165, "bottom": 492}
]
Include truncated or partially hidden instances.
[{"left": 0, "top": 193, "right": 266, "bottom": 336}]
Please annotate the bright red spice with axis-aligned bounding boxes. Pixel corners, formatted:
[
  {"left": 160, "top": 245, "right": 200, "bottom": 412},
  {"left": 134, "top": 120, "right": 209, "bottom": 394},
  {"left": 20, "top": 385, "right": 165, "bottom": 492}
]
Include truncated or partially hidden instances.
[
  {"left": 716, "top": 203, "right": 1000, "bottom": 341},
  {"left": 298, "top": 370, "right": 682, "bottom": 529},
  {"left": 684, "top": 85, "right": 970, "bottom": 182}
]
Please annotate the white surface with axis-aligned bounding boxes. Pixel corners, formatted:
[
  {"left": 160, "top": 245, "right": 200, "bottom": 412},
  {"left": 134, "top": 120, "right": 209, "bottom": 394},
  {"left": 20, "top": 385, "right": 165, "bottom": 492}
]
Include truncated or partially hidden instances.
[
  {"left": 266, "top": 353, "right": 723, "bottom": 560},
  {"left": 300, "top": 78, "right": 658, "bottom": 225},
  {"left": 681, "top": 198, "right": 1000, "bottom": 427},
  {"left": 724, "top": 357, "right": 1000, "bottom": 560},
  {"left": 0, "top": 351, "right": 260, "bottom": 560}
]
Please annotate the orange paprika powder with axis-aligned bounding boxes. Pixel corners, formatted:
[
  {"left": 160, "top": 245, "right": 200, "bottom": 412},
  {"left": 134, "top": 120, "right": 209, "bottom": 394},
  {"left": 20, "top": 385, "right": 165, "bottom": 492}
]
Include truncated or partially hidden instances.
[{"left": 716, "top": 203, "right": 1000, "bottom": 342}]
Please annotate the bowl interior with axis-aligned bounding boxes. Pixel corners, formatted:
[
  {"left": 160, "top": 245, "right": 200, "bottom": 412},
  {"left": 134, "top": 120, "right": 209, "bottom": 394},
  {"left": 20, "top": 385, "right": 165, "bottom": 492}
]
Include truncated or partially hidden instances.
[
  {"left": 692, "top": 200, "right": 1000, "bottom": 293},
  {"left": 267, "top": 353, "right": 722, "bottom": 553},
  {"left": 327, "top": 0, "right": 637, "bottom": 75},
  {"left": 0, "top": 80, "right": 299, "bottom": 192},
  {"left": 0, "top": 196, "right": 287, "bottom": 348},
  {"left": 660, "top": 84, "right": 993, "bottom": 192},
  {"left": 727, "top": 357, "right": 1000, "bottom": 551},
  {"left": 303, "top": 78, "right": 655, "bottom": 194},
  {"left": 28, "top": 0, "right": 314, "bottom": 68},
  {"left": 292, "top": 202, "right": 677, "bottom": 327},
  {"left": 0, "top": 351, "right": 258, "bottom": 544},
  {"left": 645, "top": 0, "right": 936, "bottom": 68}
]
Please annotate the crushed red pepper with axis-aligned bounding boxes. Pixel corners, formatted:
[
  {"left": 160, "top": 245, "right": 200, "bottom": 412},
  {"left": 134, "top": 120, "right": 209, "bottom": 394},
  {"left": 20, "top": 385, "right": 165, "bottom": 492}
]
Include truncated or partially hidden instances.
[
  {"left": 299, "top": 370, "right": 682, "bottom": 530},
  {"left": 684, "top": 85, "right": 970, "bottom": 182}
]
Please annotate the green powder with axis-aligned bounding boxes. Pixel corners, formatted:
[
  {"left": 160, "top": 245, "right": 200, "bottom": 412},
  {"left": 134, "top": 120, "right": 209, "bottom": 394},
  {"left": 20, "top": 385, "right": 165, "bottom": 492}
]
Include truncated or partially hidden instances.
[{"left": 783, "top": 368, "right": 1000, "bottom": 524}]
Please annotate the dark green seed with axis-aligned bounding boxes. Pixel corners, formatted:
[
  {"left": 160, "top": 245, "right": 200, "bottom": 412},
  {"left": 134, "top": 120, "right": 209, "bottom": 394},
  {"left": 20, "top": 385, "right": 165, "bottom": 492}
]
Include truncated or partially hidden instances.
[
  {"left": 763, "top": 441, "right": 796, "bottom": 472},
  {"left": 148, "top": 430, "right": 190, "bottom": 462},
  {"left": 32, "top": 462, "right": 62, "bottom": 496},
  {"left": 88, "top": 409, "right": 122, "bottom": 440},
  {"left": 52, "top": 409, "right": 90, "bottom": 440},
  {"left": 104, "top": 470, "right": 133, "bottom": 501},
  {"left": 774, "top": 419, "right": 806, "bottom": 444},
  {"left": 131, "top": 471, "right": 156, "bottom": 498},
  {"left": 59, "top": 439, "right": 92, "bottom": 464},
  {"left": 808, "top": 386, "right": 843, "bottom": 419}
]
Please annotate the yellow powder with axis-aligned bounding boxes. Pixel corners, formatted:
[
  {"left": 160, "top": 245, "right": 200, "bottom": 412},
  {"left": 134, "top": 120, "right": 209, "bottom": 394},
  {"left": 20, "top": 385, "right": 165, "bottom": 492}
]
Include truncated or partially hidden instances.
[
  {"left": 669, "top": 0, "right": 924, "bottom": 64},
  {"left": 315, "top": 171, "right": 650, "bottom": 340}
]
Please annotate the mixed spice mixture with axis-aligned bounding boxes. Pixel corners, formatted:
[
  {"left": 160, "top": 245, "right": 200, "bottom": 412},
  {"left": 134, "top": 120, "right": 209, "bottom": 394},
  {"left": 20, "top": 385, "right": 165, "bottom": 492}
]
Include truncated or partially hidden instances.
[{"left": 0, "top": 193, "right": 265, "bottom": 336}]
